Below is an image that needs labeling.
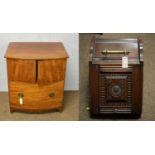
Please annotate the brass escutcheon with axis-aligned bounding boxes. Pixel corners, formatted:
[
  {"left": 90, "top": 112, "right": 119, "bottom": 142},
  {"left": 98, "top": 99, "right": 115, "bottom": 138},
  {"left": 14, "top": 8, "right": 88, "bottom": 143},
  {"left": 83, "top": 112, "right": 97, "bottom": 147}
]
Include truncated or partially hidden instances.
[
  {"left": 49, "top": 92, "right": 55, "bottom": 97},
  {"left": 18, "top": 92, "right": 24, "bottom": 98}
]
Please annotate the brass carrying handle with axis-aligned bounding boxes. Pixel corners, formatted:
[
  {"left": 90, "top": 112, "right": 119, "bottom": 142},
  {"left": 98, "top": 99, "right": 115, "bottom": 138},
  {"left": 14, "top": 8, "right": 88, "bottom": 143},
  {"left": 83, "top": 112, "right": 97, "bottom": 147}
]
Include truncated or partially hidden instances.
[{"left": 101, "top": 49, "right": 130, "bottom": 55}]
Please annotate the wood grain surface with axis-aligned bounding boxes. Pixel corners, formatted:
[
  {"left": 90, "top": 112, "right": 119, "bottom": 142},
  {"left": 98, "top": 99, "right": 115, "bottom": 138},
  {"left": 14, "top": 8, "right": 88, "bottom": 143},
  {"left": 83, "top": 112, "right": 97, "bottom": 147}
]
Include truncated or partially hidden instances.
[
  {"left": 7, "top": 59, "right": 36, "bottom": 83},
  {"left": 38, "top": 59, "right": 66, "bottom": 84},
  {"left": 5, "top": 42, "right": 69, "bottom": 59},
  {"left": 9, "top": 81, "right": 64, "bottom": 112}
]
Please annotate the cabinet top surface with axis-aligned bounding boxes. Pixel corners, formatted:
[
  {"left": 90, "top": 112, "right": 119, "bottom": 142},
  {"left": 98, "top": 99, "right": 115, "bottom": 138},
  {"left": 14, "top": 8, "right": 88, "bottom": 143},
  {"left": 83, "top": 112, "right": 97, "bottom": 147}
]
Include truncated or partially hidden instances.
[{"left": 5, "top": 42, "right": 69, "bottom": 59}]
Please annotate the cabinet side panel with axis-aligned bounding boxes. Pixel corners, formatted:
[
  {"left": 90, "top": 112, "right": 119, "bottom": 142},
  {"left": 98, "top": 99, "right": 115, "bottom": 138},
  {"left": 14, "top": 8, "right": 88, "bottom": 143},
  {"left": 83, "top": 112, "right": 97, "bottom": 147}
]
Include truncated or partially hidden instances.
[
  {"left": 132, "top": 63, "right": 143, "bottom": 114},
  {"left": 89, "top": 62, "right": 99, "bottom": 115}
]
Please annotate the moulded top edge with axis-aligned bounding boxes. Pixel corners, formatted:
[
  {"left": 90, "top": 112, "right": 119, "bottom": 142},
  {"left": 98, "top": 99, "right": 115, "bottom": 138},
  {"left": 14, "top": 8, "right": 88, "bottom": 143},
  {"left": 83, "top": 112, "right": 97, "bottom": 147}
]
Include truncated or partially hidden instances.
[
  {"left": 4, "top": 42, "right": 69, "bottom": 59},
  {"left": 94, "top": 38, "right": 138, "bottom": 44}
]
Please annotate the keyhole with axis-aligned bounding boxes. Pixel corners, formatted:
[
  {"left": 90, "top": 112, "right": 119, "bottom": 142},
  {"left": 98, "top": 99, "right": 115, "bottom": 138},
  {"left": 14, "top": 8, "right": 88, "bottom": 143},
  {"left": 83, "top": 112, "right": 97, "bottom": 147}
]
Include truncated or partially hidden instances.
[{"left": 49, "top": 92, "right": 55, "bottom": 97}]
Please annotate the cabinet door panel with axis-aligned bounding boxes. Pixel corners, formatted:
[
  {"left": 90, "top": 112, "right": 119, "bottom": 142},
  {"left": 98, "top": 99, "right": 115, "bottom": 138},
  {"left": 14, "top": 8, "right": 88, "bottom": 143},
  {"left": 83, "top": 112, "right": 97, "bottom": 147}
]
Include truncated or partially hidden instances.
[
  {"left": 7, "top": 59, "right": 36, "bottom": 83},
  {"left": 38, "top": 59, "right": 66, "bottom": 84}
]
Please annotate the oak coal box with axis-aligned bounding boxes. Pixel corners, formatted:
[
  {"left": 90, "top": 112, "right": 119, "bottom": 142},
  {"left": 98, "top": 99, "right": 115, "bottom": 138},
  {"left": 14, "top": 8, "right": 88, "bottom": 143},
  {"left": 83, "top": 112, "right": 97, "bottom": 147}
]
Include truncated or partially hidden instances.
[{"left": 89, "top": 38, "right": 143, "bottom": 118}]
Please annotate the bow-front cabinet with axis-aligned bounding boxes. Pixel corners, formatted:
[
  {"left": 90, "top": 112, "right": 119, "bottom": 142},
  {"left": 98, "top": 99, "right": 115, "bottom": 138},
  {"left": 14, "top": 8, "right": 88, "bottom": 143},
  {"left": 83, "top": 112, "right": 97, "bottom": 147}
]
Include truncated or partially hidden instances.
[{"left": 5, "top": 42, "right": 69, "bottom": 113}]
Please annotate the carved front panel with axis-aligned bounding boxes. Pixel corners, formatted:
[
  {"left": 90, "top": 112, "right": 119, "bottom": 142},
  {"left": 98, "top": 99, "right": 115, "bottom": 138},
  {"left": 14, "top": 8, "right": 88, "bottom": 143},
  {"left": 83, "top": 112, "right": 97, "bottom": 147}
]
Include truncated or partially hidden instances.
[
  {"left": 106, "top": 75, "right": 128, "bottom": 101},
  {"left": 99, "top": 72, "right": 132, "bottom": 112}
]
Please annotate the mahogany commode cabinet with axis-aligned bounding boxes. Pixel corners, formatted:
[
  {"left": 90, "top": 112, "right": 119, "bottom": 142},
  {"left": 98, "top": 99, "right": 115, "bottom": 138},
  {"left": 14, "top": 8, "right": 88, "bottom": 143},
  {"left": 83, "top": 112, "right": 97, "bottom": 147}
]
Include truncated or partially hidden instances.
[
  {"left": 5, "top": 42, "right": 69, "bottom": 113},
  {"left": 89, "top": 38, "right": 143, "bottom": 118}
]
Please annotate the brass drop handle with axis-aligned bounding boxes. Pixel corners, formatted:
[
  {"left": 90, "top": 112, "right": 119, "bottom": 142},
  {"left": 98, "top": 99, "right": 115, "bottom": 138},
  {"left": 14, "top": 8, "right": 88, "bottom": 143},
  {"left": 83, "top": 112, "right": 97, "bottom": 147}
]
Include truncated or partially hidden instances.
[
  {"left": 18, "top": 93, "right": 24, "bottom": 105},
  {"left": 49, "top": 92, "right": 55, "bottom": 97},
  {"left": 101, "top": 49, "right": 130, "bottom": 55}
]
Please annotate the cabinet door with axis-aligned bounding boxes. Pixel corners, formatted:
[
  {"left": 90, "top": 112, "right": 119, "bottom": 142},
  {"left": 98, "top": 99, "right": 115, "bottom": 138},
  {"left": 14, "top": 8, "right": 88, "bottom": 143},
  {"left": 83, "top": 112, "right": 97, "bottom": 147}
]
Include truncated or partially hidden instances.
[
  {"left": 7, "top": 59, "right": 36, "bottom": 83},
  {"left": 38, "top": 59, "right": 66, "bottom": 84}
]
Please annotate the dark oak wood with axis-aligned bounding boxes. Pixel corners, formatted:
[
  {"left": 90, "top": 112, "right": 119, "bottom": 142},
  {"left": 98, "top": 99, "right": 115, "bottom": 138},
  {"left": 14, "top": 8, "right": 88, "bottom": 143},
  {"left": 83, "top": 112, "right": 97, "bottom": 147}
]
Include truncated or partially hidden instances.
[
  {"left": 5, "top": 42, "right": 68, "bottom": 113},
  {"left": 89, "top": 38, "right": 143, "bottom": 118}
]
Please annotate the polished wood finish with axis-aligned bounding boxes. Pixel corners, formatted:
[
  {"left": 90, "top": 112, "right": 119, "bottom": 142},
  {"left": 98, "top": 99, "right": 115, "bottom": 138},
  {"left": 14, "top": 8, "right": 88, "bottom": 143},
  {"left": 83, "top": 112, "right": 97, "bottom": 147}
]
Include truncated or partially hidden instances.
[
  {"left": 7, "top": 59, "right": 36, "bottom": 83},
  {"left": 89, "top": 38, "right": 143, "bottom": 118},
  {"left": 5, "top": 42, "right": 68, "bottom": 113},
  {"left": 9, "top": 81, "right": 64, "bottom": 112},
  {"left": 5, "top": 42, "right": 69, "bottom": 59},
  {"left": 38, "top": 59, "right": 66, "bottom": 84}
]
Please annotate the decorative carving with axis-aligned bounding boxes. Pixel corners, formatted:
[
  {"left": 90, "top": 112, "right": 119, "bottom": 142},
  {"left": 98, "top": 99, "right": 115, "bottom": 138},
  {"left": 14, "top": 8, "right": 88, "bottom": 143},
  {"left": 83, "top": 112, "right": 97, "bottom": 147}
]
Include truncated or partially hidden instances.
[
  {"left": 111, "top": 85, "right": 121, "bottom": 96},
  {"left": 106, "top": 75, "right": 127, "bottom": 101},
  {"left": 89, "top": 38, "right": 143, "bottom": 117},
  {"left": 99, "top": 72, "right": 132, "bottom": 109}
]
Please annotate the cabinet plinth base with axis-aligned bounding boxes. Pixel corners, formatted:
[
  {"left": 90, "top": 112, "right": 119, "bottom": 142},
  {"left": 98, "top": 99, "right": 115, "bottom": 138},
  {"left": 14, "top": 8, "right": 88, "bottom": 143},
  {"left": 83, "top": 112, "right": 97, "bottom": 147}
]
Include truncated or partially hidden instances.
[{"left": 10, "top": 105, "right": 63, "bottom": 113}]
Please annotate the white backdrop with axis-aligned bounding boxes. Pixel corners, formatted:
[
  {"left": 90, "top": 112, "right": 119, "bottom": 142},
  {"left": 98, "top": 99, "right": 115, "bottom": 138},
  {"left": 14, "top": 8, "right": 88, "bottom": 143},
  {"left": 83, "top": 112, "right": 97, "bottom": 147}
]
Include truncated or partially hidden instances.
[{"left": 0, "top": 33, "right": 79, "bottom": 91}]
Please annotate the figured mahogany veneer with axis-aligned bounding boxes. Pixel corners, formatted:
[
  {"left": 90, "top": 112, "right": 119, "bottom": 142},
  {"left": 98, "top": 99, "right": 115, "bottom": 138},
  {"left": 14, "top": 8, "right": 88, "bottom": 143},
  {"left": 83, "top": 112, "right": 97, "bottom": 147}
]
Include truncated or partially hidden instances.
[
  {"left": 5, "top": 42, "right": 69, "bottom": 113},
  {"left": 7, "top": 59, "right": 36, "bottom": 83},
  {"left": 9, "top": 81, "right": 64, "bottom": 112}
]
